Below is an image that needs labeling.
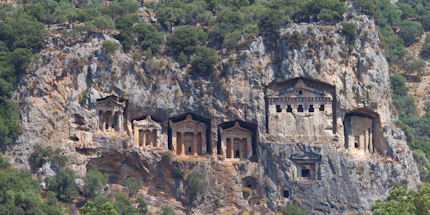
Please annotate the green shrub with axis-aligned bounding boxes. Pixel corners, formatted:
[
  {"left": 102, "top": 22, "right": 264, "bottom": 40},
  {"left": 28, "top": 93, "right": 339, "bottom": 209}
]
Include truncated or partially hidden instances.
[
  {"left": 281, "top": 204, "right": 309, "bottom": 215},
  {"left": 167, "top": 25, "right": 207, "bottom": 55},
  {"left": 102, "top": 40, "right": 119, "bottom": 54},
  {"left": 185, "top": 171, "right": 207, "bottom": 206},
  {"left": 84, "top": 169, "right": 109, "bottom": 198},
  {"left": 122, "top": 177, "right": 143, "bottom": 197},
  {"left": 190, "top": 47, "right": 218, "bottom": 77},
  {"left": 160, "top": 204, "right": 175, "bottom": 215},
  {"left": 30, "top": 145, "right": 68, "bottom": 170},
  {"left": 45, "top": 168, "right": 80, "bottom": 202},
  {"left": 341, "top": 22, "right": 357, "bottom": 41},
  {"left": 173, "top": 166, "right": 184, "bottom": 178}
]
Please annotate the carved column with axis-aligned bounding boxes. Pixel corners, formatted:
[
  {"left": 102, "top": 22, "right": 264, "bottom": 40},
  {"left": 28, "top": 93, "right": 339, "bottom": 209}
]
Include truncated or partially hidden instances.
[
  {"left": 365, "top": 130, "right": 369, "bottom": 153},
  {"left": 102, "top": 113, "right": 106, "bottom": 132},
  {"left": 193, "top": 132, "right": 198, "bottom": 156},
  {"left": 226, "top": 138, "right": 231, "bottom": 158},
  {"left": 369, "top": 129, "right": 373, "bottom": 154},
  {"left": 143, "top": 132, "right": 147, "bottom": 147},
  {"left": 201, "top": 132, "right": 205, "bottom": 155},
  {"left": 230, "top": 139, "right": 234, "bottom": 159},
  {"left": 172, "top": 132, "right": 177, "bottom": 155},
  {"left": 134, "top": 127, "right": 139, "bottom": 147},
  {"left": 180, "top": 132, "right": 185, "bottom": 156}
]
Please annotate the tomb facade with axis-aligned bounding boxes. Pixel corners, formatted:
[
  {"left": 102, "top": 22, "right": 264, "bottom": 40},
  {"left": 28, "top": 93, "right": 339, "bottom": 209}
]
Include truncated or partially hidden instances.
[
  {"left": 169, "top": 114, "right": 207, "bottom": 156},
  {"left": 292, "top": 153, "right": 321, "bottom": 181},
  {"left": 219, "top": 122, "right": 253, "bottom": 159},
  {"left": 345, "top": 115, "right": 374, "bottom": 154},
  {"left": 96, "top": 96, "right": 127, "bottom": 134},
  {"left": 132, "top": 116, "right": 162, "bottom": 148},
  {"left": 267, "top": 78, "right": 335, "bottom": 142}
]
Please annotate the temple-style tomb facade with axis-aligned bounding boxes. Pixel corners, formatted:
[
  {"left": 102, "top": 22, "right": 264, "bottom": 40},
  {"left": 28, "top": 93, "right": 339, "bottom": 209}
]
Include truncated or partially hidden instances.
[
  {"left": 96, "top": 96, "right": 127, "bottom": 134},
  {"left": 133, "top": 115, "right": 162, "bottom": 148},
  {"left": 169, "top": 114, "right": 207, "bottom": 156},
  {"left": 219, "top": 122, "right": 253, "bottom": 159}
]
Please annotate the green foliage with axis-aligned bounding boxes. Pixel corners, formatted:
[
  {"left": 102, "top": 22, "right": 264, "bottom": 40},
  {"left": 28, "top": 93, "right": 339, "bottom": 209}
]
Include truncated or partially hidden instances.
[
  {"left": 281, "top": 204, "right": 309, "bottom": 215},
  {"left": 45, "top": 168, "right": 80, "bottom": 202},
  {"left": 341, "top": 22, "right": 357, "bottom": 41},
  {"left": 190, "top": 47, "right": 218, "bottom": 77},
  {"left": 185, "top": 171, "right": 207, "bottom": 206},
  {"left": 399, "top": 20, "right": 424, "bottom": 45},
  {"left": 84, "top": 169, "right": 109, "bottom": 198},
  {"left": 30, "top": 144, "right": 68, "bottom": 170},
  {"left": 402, "top": 57, "right": 426, "bottom": 77},
  {"left": 113, "top": 193, "right": 148, "bottom": 215},
  {"left": 134, "top": 22, "right": 164, "bottom": 53},
  {"left": 122, "top": 177, "right": 143, "bottom": 197},
  {"left": 353, "top": 0, "right": 381, "bottom": 19},
  {"left": 0, "top": 152, "right": 65, "bottom": 214},
  {"left": 178, "top": 51, "right": 188, "bottom": 67},
  {"left": 115, "top": 13, "right": 140, "bottom": 49},
  {"left": 132, "top": 52, "right": 143, "bottom": 62},
  {"left": 390, "top": 73, "right": 408, "bottom": 96},
  {"left": 173, "top": 166, "right": 184, "bottom": 178},
  {"left": 413, "top": 150, "right": 430, "bottom": 182},
  {"left": 93, "top": 15, "right": 115, "bottom": 32},
  {"left": 102, "top": 40, "right": 119, "bottom": 54},
  {"left": 160, "top": 205, "right": 175, "bottom": 215},
  {"left": 258, "top": 9, "right": 283, "bottom": 35},
  {"left": 282, "top": 30, "right": 303, "bottom": 49},
  {"left": 372, "top": 183, "right": 430, "bottom": 214},
  {"left": 167, "top": 25, "right": 207, "bottom": 55}
]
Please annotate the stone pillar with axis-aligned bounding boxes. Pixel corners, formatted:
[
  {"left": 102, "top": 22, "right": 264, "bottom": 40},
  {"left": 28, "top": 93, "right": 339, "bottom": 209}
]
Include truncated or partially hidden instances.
[
  {"left": 239, "top": 138, "right": 243, "bottom": 159},
  {"left": 221, "top": 137, "right": 226, "bottom": 157},
  {"left": 172, "top": 132, "right": 177, "bottom": 154},
  {"left": 119, "top": 111, "right": 123, "bottom": 134},
  {"left": 193, "top": 132, "right": 198, "bottom": 156},
  {"left": 226, "top": 138, "right": 231, "bottom": 158},
  {"left": 369, "top": 129, "right": 373, "bottom": 154},
  {"left": 202, "top": 131, "right": 206, "bottom": 155},
  {"left": 143, "top": 132, "right": 147, "bottom": 147},
  {"left": 103, "top": 114, "right": 106, "bottom": 132},
  {"left": 180, "top": 132, "right": 185, "bottom": 156},
  {"left": 247, "top": 137, "right": 252, "bottom": 158},
  {"left": 365, "top": 130, "right": 369, "bottom": 153},
  {"left": 230, "top": 139, "right": 234, "bottom": 159},
  {"left": 134, "top": 127, "right": 139, "bottom": 147},
  {"left": 110, "top": 111, "right": 115, "bottom": 132}
]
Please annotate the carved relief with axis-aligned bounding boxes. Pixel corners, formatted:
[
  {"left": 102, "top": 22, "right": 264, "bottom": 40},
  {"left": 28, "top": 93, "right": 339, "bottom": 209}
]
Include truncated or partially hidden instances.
[
  {"left": 220, "top": 122, "right": 253, "bottom": 159},
  {"left": 133, "top": 115, "right": 162, "bottom": 148},
  {"left": 267, "top": 78, "right": 335, "bottom": 142},
  {"left": 96, "top": 95, "right": 127, "bottom": 134},
  {"left": 169, "top": 114, "right": 207, "bottom": 156}
]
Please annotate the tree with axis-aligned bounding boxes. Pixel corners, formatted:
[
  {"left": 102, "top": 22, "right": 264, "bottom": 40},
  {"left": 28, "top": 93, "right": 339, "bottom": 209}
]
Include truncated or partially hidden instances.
[
  {"left": 281, "top": 204, "right": 309, "bottom": 215},
  {"left": 113, "top": 193, "right": 147, "bottom": 215},
  {"left": 102, "top": 40, "right": 119, "bottom": 54},
  {"left": 93, "top": 16, "right": 115, "bottom": 32},
  {"left": 185, "top": 171, "right": 207, "bottom": 208},
  {"left": 84, "top": 169, "right": 109, "bottom": 198},
  {"left": 80, "top": 201, "right": 98, "bottom": 215},
  {"left": 101, "top": 202, "right": 119, "bottom": 215},
  {"left": 134, "top": 22, "right": 164, "bottom": 53},
  {"left": 258, "top": 9, "right": 283, "bottom": 35},
  {"left": 45, "top": 168, "right": 80, "bottom": 202},
  {"left": 372, "top": 184, "right": 430, "bottom": 214},
  {"left": 122, "top": 177, "right": 143, "bottom": 197},
  {"left": 399, "top": 20, "right": 424, "bottom": 45},
  {"left": 115, "top": 13, "right": 140, "bottom": 49},
  {"left": 402, "top": 57, "right": 426, "bottom": 77},
  {"left": 30, "top": 145, "right": 68, "bottom": 170},
  {"left": 341, "top": 22, "right": 357, "bottom": 41},
  {"left": 190, "top": 47, "right": 218, "bottom": 77},
  {"left": 160, "top": 205, "right": 175, "bottom": 215},
  {"left": 0, "top": 152, "right": 11, "bottom": 169},
  {"left": 167, "top": 25, "right": 207, "bottom": 55},
  {"left": 390, "top": 73, "right": 408, "bottom": 96}
]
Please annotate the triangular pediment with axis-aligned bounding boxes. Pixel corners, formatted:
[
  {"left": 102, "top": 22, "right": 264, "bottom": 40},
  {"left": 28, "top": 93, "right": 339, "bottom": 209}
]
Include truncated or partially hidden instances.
[
  {"left": 223, "top": 122, "right": 252, "bottom": 134},
  {"left": 134, "top": 115, "right": 162, "bottom": 129}
]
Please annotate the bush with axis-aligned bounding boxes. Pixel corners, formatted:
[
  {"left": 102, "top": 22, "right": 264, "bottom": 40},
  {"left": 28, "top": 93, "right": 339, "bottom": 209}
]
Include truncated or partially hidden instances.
[
  {"left": 185, "top": 171, "right": 207, "bottom": 206},
  {"left": 102, "top": 40, "right": 119, "bottom": 54},
  {"left": 84, "top": 169, "right": 109, "bottom": 198},
  {"left": 134, "top": 22, "right": 164, "bottom": 53},
  {"left": 30, "top": 145, "right": 68, "bottom": 170},
  {"left": 122, "top": 177, "right": 143, "bottom": 197},
  {"left": 258, "top": 9, "right": 283, "bottom": 35},
  {"left": 399, "top": 20, "right": 424, "bottom": 45},
  {"left": 167, "top": 25, "right": 207, "bottom": 55},
  {"left": 190, "top": 47, "right": 218, "bottom": 77},
  {"left": 341, "top": 22, "right": 357, "bottom": 41},
  {"left": 281, "top": 204, "right": 309, "bottom": 215},
  {"left": 402, "top": 57, "right": 426, "bottom": 77},
  {"left": 132, "top": 52, "right": 142, "bottom": 62},
  {"left": 45, "top": 168, "right": 80, "bottom": 202},
  {"left": 173, "top": 166, "right": 184, "bottom": 178},
  {"left": 160, "top": 205, "right": 175, "bottom": 215}
]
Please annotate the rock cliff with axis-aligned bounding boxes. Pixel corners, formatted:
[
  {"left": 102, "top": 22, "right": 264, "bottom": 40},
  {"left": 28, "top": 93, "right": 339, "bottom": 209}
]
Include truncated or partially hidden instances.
[{"left": 4, "top": 11, "right": 420, "bottom": 214}]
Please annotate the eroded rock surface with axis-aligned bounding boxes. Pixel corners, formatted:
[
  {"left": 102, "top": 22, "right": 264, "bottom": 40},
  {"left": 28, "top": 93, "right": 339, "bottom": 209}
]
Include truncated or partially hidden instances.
[{"left": 5, "top": 12, "right": 420, "bottom": 214}]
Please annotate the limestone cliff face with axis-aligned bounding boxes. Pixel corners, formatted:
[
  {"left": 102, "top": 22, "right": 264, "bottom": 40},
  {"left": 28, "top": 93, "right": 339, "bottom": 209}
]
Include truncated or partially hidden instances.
[{"left": 5, "top": 11, "right": 420, "bottom": 214}]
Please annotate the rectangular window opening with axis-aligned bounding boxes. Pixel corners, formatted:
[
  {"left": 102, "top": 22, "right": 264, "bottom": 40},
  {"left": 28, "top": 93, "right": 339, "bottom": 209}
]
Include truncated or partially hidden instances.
[
  {"left": 319, "top": 105, "right": 325, "bottom": 112},
  {"left": 299, "top": 90, "right": 302, "bottom": 95},
  {"left": 188, "top": 147, "right": 192, "bottom": 152},
  {"left": 283, "top": 190, "right": 290, "bottom": 198},
  {"left": 235, "top": 150, "right": 240, "bottom": 158},
  {"left": 309, "top": 105, "right": 314, "bottom": 112},
  {"left": 298, "top": 105, "right": 304, "bottom": 112},
  {"left": 276, "top": 105, "right": 281, "bottom": 113},
  {"left": 287, "top": 105, "right": 292, "bottom": 112},
  {"left": 302, "top": 169, "right": 310, "bottom": 178}
]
